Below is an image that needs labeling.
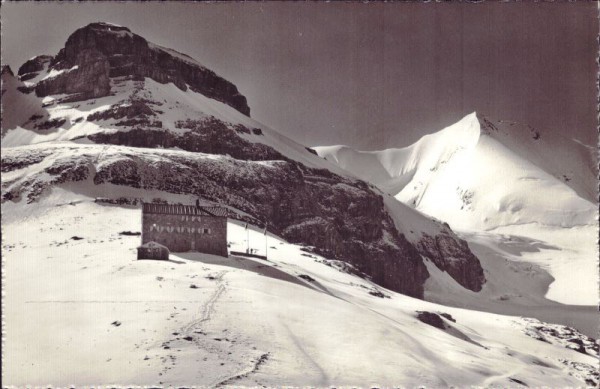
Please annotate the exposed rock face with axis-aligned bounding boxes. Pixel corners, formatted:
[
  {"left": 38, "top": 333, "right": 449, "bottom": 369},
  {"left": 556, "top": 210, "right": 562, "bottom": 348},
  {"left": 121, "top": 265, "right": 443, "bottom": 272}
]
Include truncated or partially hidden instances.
[
  {"left": 88, "top": 117, "right": 286, "bottom": 162},
  {"left": 89, "top": 100, "right": 156, "bottom": 120},
  {"left": 416, "top": 231, "right": 485, "bottom": 291},
  {"left": 280, "top": 187, "right": 429, "bottom": 297},
  {"left": 30, "top": 23, "right": 249, "bottom": 115},
  {"left": 36, "top": 50, "right": 111, "bottom": 101},
  {"left": 17, "top": 55, "right": 52, "bottom": 81}
]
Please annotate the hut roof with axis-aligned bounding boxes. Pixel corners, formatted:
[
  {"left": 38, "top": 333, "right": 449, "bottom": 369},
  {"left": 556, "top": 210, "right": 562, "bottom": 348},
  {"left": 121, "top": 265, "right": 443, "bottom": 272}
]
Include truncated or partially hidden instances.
[
  {"left": 142, "top": 203, "right": 229, "bottom": 217},
  {"left": 138, "top": 241, "right": 168, "bottom": 250}
]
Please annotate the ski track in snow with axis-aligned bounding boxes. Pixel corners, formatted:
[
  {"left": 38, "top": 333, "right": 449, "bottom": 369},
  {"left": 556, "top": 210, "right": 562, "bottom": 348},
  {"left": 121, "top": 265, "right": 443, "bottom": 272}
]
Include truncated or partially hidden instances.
[
  {"left": 180, "top": 270, "right": 228, "bottom": 335},
  {"left": 281, "top": 322, "right": 330, "bottom": 386}
]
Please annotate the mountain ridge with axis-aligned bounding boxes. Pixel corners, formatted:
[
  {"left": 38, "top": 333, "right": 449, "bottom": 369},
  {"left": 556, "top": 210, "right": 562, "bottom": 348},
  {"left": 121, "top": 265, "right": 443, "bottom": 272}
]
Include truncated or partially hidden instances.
[
  {"left": 16, "top": 22, "right": 250, "bottom": 115},
  {"left": 315, "top": 112, "right": 596, "bottom": 232}
]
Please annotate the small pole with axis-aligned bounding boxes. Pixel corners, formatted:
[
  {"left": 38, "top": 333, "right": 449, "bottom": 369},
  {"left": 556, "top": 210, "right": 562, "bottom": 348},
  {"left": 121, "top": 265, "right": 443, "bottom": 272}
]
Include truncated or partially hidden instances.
[
  {"left": 264, "top": 222, "right": 268, "bottom": 260},
  {"left": 246, "top": 223, "right": 249, "bottom": 254}
]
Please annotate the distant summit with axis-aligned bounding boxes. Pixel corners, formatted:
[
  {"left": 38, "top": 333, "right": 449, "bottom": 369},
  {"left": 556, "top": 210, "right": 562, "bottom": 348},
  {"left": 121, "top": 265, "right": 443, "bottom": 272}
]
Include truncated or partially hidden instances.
[
  {"left": 315, "top": 112, "right": 596, "bottom": 231},
  {"left": 17, "top": 22, "right": 250, "bottom": 115},
  {"left": 2, "top": 65, "right": 14, "bottom": 77}
]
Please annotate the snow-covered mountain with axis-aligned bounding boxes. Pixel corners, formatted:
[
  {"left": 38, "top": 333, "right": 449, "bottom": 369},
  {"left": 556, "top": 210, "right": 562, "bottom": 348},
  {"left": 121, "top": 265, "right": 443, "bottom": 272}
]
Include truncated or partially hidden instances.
[
  {"left": 2, "top": 22, "right": 597, "bottom": 387},
  {"left": 315, "top": 112, "right": 596, "bottom": 231},
  {"left": 316, "top": 113, "right": 598, "bottom": 305}
]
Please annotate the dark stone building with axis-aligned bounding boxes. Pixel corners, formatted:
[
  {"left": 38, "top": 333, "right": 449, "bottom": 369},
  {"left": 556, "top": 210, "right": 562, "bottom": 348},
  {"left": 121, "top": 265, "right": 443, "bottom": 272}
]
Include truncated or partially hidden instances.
[
  {"left": 137, "top": 241, "right": 170, "bottom": 261},
  {"left": 141, "top": 203, "right": 228, "bottom": 257}
]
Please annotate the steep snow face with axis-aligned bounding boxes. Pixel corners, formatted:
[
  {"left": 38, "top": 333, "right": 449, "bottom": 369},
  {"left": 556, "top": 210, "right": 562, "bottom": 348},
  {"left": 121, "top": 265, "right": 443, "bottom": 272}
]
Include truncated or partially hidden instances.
[
  {"left": 315, "top": 112, "right": 597, "bottom": 232},
  {"left": 3, "top": 197, "right": 597, "bottom": 387},
  {"left": 316, "top": 112, "right": 598, "bottom": 305}
]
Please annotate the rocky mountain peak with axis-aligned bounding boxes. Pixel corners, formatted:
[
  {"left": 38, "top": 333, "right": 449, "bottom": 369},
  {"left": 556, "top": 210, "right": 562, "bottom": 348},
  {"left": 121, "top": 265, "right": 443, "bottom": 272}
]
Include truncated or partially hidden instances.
[
  {"left": 24, "top": 22, "right": 250, "bottom": 115},
  {"left": 475, "top": 112, "right": 502, "bottom": 135},
  {"left": 2, "top": 65, "right": 14, "bottom": 77},
  {"left": 85, "top": 22, "right": 132, "bottom": 32}
]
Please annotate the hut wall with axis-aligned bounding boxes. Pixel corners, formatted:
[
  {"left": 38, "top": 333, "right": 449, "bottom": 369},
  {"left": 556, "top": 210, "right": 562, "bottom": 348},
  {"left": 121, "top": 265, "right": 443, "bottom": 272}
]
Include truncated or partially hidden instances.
[
  {"left": 137, "top": 246, "right": 169, "bottom": 260},
  {"left": 142, "top": 212, "right": 227, "bottom": 256}
]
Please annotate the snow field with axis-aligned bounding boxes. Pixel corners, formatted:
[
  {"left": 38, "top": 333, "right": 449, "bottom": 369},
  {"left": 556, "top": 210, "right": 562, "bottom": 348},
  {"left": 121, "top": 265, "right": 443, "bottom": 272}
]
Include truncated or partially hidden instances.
[{"left": 2, "top": 196, "right": 596, "bottom": 387}]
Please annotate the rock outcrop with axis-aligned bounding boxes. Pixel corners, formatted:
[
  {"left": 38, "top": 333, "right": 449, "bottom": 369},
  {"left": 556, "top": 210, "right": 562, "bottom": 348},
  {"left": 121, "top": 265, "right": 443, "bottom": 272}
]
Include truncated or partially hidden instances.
[
  {"left": 17, "top": 55, "right": 52, "bottom": 81},
  {"left": 87, "top": 117, "right": 285, "bottom": 161},
  {"left": 26, "top": 23, "right": 250, "bottom": 115},
  {"left": 36, "top": 50, "right": 111, "bottom": 101},
  {"left": 416, "top": 231, "right": 485, "bottom": 291}
]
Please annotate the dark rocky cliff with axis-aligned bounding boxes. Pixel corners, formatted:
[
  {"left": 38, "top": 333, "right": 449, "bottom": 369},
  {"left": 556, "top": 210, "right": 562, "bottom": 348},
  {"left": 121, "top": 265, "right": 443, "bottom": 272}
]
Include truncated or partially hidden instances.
[
  {"left": 17, "top": 55, "right": 53, "bottom": 81},
  {"left": 26, "top": 23, "right": 250, "bottom": 115},
  {"left": 416, "top": 232, "right": 485, "bottom": 292}
]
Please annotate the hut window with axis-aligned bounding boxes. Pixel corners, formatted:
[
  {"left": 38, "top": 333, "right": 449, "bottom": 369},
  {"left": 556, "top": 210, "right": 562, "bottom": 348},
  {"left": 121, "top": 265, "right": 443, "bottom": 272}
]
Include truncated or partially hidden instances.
[{"left": 203, "top": 228, "right": 211, "bottom": 234}]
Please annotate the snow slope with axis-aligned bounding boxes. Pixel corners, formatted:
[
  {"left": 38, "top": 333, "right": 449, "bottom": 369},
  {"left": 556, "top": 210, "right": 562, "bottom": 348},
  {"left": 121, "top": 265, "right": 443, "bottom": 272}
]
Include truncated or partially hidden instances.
[
  {"left": 316, "top": 113, "right": 598, "bottom": 305},
  {"left": 3, "top": 193, "right": 598, "bottom": 387},
  {"left": 2, "top": 67, "right": 344, "bottom": 178},
  {"left": 315, "top": 112, "right": 596, "bottom": 231}
]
